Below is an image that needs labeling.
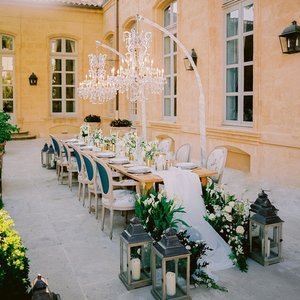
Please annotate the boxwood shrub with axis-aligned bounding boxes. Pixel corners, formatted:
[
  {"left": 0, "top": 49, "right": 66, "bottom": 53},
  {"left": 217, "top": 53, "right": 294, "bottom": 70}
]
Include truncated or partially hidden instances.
[{"left": 0, "top": 209, "right": 30, "bottom": 299}]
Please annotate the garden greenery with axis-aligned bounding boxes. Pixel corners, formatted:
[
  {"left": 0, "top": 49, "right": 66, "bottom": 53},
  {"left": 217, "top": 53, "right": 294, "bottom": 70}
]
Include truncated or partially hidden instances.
[
  {"left": 0, "top": 209, "right": 30, "bottom": 298},
  {"left": 203, "top": 179, "right": 250, "bottom": 272}
]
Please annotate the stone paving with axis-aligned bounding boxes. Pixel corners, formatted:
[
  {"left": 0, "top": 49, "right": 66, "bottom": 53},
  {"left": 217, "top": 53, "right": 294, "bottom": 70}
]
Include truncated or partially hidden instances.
[{"left": 2, "top": 138, "right": 300, "bottom": 300}]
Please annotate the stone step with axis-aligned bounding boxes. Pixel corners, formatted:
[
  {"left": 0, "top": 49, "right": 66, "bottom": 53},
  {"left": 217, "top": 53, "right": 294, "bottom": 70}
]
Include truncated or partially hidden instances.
[{"left": 11, "top": 130, "right": 36, "bottom": 140}]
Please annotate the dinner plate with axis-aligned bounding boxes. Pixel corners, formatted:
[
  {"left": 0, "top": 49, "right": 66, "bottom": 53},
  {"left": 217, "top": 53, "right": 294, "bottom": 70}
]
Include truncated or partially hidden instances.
[
  {"left": 72, "top": 142, "right": 86, "bottom": 146},
  {"left": 65, "top": 138, "right": 78, "bottom": 143},
  {"left": 174, "top": 162, "right": 198, "bottom": 170},
  {"left": 96, "top": 151, "right": 116, "bottom": 158},
  {"left": 109, "top": 157, "right": 129, "bottom": 164},
  {"left": 127, "top": 166, "right": 152, "bottom": 174},
  {"left": 81, "top": 146, "right": 93, "bottom": 151}
]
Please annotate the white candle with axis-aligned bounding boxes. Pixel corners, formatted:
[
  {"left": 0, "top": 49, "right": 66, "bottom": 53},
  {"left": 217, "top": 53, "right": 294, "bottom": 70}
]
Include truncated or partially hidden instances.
[
  {"left": 166, "top": 271, "right": 176, "bottom": 296},
  {"left": 266, "top": 239, "right": 271, "bottom": 257},
  {"left": 261, "top": 238, "right": 264, "bottom": 255},
  {"left": 131, "top": 258, "right": 141, "bottom": 281}
]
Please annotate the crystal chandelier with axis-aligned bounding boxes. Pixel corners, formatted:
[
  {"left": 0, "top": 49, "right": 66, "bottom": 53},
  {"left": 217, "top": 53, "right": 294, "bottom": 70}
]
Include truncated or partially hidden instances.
[
  {"left": 115, "top": 28, "right": 165, "bottom": 103},
  {"left": 78, "top": 53, "right": 117, "bottom": 104}
]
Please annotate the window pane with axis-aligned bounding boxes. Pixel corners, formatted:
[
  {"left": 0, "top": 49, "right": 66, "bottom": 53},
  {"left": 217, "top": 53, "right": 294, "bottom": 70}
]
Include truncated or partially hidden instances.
[
  {"left": 172, "top": 2, "right": 177, "bottom": 24},
  {"left": 164, "top": 57, "right": 171, "bottom": 75},
  {"left": 2, "top": 56, "right": 13, "bottom": 71},
  {"left": 2, "top": 71, "right": 13, "bottom": 84},
  {"left": 164, "top": 6, "right": 171, "bottom": 27},
  {"left": 51, "top": 39, "right": 61, "bottom": 53},
  {"left": 66, "top": 73, "right": 74, "bottom": 85},
  {"left": 66, "top": 101, "right": 75, "bottom": 112},
  {"left": 2, "top": 35, "right": 13, "bottom": 50},
  {"left": 174, "top": 75, "right": 177, "bottom": 95},
  {"left": 164, "top": 37, "right": 170, "bottom": 55},
  {"left": 227, "top": 40, "right": 238, "bottom": 64},
  {"left": 226, "top": 96, "right": 238, "bottom": 120},
  {"left": 174, "top": 97, "right": 177, "bottom": 117},
  {"left": 52, "top": 73, "right": 61, "bottom": 85},
  {"left": 3, "top": 100, "right": 13, "bottom": 113},
  {"left": 173, "top": 54, "right": 177, "bottom": 73},
  {"left": 52, "top": 59, "right": 61, "bottom": 71},
  {"left": 66, "top": 40, "right": 75, "bottom": 53},
  {"left": 164, "top": 77, "right": 171, "bottom": 95},
  {"left": 226, "top": 68, "right": 238, "bottom": 92},
  {"left": 173, "top": 35, "right": 177, "bottom": 52},
  {"left": 243, "top": 96, "right": 253, "bottom": 121},
  {"left": 52, "top": 101, "right": 62, "bottom": 113},
  {"left": 244, "top": 65, "right": 253, "bottom": 91},
  {"left": 2, "top": 86, "right": 13, "bottom": 99},
  {"left": 66, "top": 87, "right": 74, "bottom": 99},
  {"left": 52, "top": 87, "right": 62, "bottom": 99},
  {"left": 66, "top": 59, "right": 75, "bottom": 71},
  {"left": 227, "top": 10, "right": 238, "bottom": 37},
  {"left": 243, "top": 4, "right": 254, "bottom": 32},
  {"left": 164, "top": 98, "right": 171, "bottom": 116},
  {"left": 244, "top": 35, "right": 253, "bottom": 62}
]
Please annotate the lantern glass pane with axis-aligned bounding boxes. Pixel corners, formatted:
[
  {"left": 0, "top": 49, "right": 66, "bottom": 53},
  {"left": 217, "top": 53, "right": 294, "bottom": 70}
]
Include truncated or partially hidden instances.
[
  {"left": 268, "top": 225, "right": 279, "bottom": 258},
  {"left": 154, "top": 254, "right": 163, "bottom": 290},
  {"left": 121, "top": 242, "right": 128, "bottom": 274},
  {"left": 251, "top": 222, "right": 263, "bottom": 254},
  {"left": 141, "top": 243, "right": 151, "bottom": 277}
]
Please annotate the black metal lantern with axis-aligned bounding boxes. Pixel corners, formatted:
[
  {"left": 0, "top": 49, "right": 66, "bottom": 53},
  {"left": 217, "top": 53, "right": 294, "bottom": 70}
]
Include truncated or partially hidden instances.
[
  {"left": 151, "top": 228, "right": 191, "bottom": 300},
  {"left": 279, "top": 21, "right": 300, "bottom": 54},
  {"left": 119, "top": 217, "right": 153, "bottom": 290},
  {"left": 29, "top": 73, "right": 38, "bottom": 85},
  {"left": 41, "top": 143, "right": 48, "bottom": 167},
  {"left": 249, "top": 191, "right": 284, "bottom": 266},
  {"left": 46, "top": 145, "right": 56, "bottom": 169},
  {"left": 183, "top": 49, "right": 197, "bottom": 71}
]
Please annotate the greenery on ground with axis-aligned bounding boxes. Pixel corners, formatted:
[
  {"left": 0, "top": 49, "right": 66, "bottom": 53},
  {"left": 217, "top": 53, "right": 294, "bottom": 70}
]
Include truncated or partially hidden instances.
[
  {"left": 0, "top": 209, "right": 30, "bottom": 299},
  {"left": 203, "top": 179, "right": 250, "bottom": 272}
]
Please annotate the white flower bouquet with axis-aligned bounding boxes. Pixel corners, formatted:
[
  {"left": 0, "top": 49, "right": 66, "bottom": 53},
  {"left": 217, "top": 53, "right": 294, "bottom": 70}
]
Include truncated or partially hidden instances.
[
  {"left": 141, "top": 140, "right": 159, "bottom": 160},
  {"left": 80, "top": 123, "right": 90, "bottom": 138}
]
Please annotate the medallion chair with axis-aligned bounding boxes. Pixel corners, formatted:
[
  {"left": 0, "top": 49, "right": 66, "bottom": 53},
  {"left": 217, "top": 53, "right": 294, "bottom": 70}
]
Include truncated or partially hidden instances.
[
  {"left": 61, "top": 140, "right": 78, "bottom": 190},
  {"left": 94, "top": 157, "right": 139, "bottom": 240},
  {"left": 175, "top": 143, "right": 192, "bottom": 162},
  {"left": 206, "top": 146, "right": 228, "bottom": 185},
  {"left": 72, "top": 145, "right": 89, "bottom": 203},
  {"left": 49, "top": 135, "right": 67, "bottom": 183},
  {"left": 81, "top": 151, "right": 102, "bottom": 219}
]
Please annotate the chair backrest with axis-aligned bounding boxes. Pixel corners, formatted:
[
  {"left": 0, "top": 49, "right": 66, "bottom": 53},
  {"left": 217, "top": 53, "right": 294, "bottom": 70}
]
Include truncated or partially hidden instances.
[
  {"left": 81, "top": 152, "right": 97, "bottom": 184},
  {"left": 94, "top": 157, "right": 113, "bottom": 200},
  {"left": 72, "top": 145, "right": 83, "bottom": 173},
  {"left": 206, "top": 146, "right": 228, "bottom": 184},
  {"left": 61, "top": 140, "right": 71, "bottom": 163},
  {"left": 175, "top": 143, "right": 191, "bottom": 162},
  {"left": 49, "top": 135, "right": 61, "bottom": 158},
  {"left": 158, "top": 138, "right": 173, "bottom": 154}
]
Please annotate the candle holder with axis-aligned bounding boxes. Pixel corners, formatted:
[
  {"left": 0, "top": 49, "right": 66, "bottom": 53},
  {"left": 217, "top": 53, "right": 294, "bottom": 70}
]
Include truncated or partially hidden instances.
[
  {"left": 151, "top": 228, "right": 191, "bottom": 300},
  {"left": 249, "top": 191, "right": 284, "bottom": 266},
  {"left": 119, "top": 217, "right": 153, "bottom": 290},
  {"left": 41, "top": 143, "right": 49, "bottom": 167}
]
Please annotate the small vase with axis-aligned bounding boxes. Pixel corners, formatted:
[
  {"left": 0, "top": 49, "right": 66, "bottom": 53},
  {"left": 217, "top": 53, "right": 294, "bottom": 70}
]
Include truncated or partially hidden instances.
[
  {"left": 110, "top": 144, "right": 116, "bottom": 152},
  {"left": 145, "top": 158, "right": 153, "bottom": 167}
]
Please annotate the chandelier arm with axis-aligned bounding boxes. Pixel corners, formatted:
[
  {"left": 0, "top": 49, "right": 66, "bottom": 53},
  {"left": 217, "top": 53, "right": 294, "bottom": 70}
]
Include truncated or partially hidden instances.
[
  {"left": 96, "top": 40, "right": 126, "bottom": 61},
  {"left": 136, "top": 14, "right": 207, "bottom": 166}
]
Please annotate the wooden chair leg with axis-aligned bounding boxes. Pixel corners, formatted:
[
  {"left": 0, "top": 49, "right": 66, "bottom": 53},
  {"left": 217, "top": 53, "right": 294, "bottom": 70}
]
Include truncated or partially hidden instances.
[
  {"left": 101, "top": 207, "right": 105, "bottom": 231},
  {"left": 78, "top": 182, "right": 82, "bottom": 201},
  {"left": 109, "top": 210, "right": 114, "bottom": 240},
  {"left": 82, "top": 184, "right": 86, "bottom": 206},
  {"left": 88, "top": 192, "right": 92, "bottom": 214},
  {"left": 95, "top": 194, "right": 98, "bottom": 219}
]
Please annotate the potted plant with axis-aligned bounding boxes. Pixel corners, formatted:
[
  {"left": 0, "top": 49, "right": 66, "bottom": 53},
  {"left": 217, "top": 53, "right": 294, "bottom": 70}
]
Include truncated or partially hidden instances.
[
  {"left": 0, "top": 111, "right": 19, "bottom": 153},
  {"left": 110, "top": 118, "right": 132, "bottom": 136}
]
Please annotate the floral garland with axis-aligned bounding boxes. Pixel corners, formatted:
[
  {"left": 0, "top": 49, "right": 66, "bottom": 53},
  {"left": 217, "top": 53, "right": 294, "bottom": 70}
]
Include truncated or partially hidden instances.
[
  {"left": 134, "top": 189, "right": 227, "bottom": 291},
  {"left": 203, "top": 179, "right": 250, "bottom": 272}
]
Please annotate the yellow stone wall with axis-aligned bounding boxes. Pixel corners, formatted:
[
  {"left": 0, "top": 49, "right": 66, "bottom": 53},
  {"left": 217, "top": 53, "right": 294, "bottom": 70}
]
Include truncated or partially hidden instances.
[{"left": 0, "top": 0, "right": 299, "bottom": 187}]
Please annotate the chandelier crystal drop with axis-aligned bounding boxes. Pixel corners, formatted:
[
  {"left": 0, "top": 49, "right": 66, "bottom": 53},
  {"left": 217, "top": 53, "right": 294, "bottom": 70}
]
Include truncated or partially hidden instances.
[
  {"left": 78, "top": 53, "right": 117, "bottom": 104},
  {"left": 115, "top": 28, "right": 165, "bottom": 103}
]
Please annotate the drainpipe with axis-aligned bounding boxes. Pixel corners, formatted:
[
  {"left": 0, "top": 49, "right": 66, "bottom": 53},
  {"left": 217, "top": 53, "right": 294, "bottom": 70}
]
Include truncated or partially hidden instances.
[{"left": 115, "top": 0, "right": 119, "bottom": 119}]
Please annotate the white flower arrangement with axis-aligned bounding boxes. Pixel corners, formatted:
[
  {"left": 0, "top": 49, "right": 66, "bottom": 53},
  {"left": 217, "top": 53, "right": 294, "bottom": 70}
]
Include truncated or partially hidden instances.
[
  {"left": 124, "top": 131, "right": 137, "bottom": 154},
  {"left": 141, "top": 140, "right": 159, "bottom": 160},
  {"left": 80, "top": 123, "right": 90, "bottom": 138},
  {"left": 91, "top": 129, "right": 103, "bottom": 144}
]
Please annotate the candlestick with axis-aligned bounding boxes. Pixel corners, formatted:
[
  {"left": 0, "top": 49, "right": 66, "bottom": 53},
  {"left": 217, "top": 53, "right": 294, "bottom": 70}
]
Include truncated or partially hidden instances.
[
  {"left": 131, "top": 258, "right": 141, "bottom": 280},
  {"left": 166, "top": 271, "right": 176, "bottom": 296}
]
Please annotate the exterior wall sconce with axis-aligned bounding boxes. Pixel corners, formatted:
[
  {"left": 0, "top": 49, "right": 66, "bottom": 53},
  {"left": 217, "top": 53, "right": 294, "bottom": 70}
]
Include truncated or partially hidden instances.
[
  {"left": 29, "top": 72, "right": 38, "bottom": 85},
  {"left": 183, "top": 48, "right": 197, "bottom": 70},
  {"left": 279, "top": 20, "right": 300, "bottom": 54}
]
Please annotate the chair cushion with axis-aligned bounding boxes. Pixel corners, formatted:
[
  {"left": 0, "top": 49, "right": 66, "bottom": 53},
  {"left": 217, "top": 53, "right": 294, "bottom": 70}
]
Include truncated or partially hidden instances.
[{"left": 102, "top": 189, "right": 135, "bottom": 209}]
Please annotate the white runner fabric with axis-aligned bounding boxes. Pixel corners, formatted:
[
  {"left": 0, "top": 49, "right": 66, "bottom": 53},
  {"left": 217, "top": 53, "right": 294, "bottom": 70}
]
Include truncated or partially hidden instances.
[{"left": 154, "top": 167, "right": 233, "bottom": 272}]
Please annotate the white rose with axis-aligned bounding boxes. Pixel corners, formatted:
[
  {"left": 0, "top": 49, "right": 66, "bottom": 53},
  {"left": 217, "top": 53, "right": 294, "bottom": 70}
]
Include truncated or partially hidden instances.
[
  {"left": 209, "top": 213, "right": 216, "bottom": 221},
  {"left": 224, "top": 206, "right": 232, "bottom": 213},
  {"left": 228, "top": 201, "right": 235, "bottom": 208},
  {"left": 185, "top": 245, "right": 191, "bottom": 250},
  {"left": 225, "top": 214, "right": 233, "bottom": 222},
  {"left": 236, "top": 225, "right": 245, "bottom": 235}
]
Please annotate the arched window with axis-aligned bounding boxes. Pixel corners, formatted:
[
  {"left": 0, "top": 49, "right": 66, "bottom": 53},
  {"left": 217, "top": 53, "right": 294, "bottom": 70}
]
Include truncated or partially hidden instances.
[
  {"left": 50, "top": 38, "right": 77, "bottom": 115},
  {"left": 163, "top": 1, "right": 177, "bottom": 121},
  {"left": 0, "top": 34, "right": 15, "bottom": 119}
]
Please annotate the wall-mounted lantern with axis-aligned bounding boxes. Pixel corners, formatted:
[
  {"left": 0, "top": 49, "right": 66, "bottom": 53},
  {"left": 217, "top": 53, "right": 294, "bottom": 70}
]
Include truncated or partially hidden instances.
[
  {"left": 279, "top": 21, "right": 300, "bottom": 54},
  {"left": 29, "top": 73, "right": 38, "bottom": 85},
  {"left": 183, "top": 48, "right": 197, "bottom": 71}
]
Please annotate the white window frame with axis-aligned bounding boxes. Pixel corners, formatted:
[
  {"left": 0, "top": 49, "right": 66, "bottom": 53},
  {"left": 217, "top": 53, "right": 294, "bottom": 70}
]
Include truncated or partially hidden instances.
[
  {"left": 0, "top": 34, "right": 16, "bottom": 123},
  {"left": 223, "top": 0, "right": 253, "bottom": 127},
  {"left": 163, "top": 1, "right": 177, "bottom": 122},
  {"left": 50, "top": 38, "right": 77, "bottom": 116}
]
